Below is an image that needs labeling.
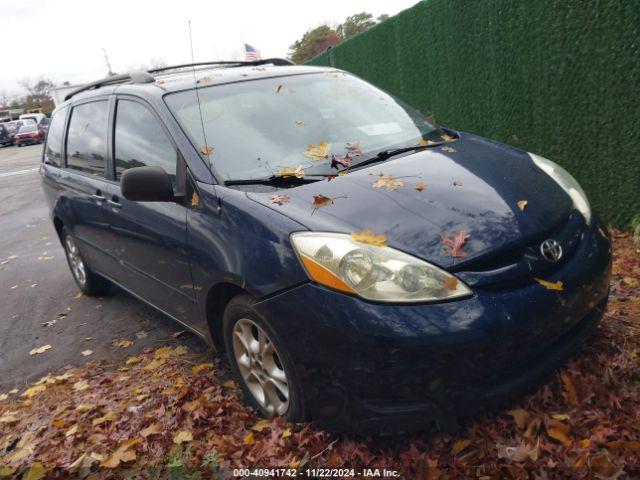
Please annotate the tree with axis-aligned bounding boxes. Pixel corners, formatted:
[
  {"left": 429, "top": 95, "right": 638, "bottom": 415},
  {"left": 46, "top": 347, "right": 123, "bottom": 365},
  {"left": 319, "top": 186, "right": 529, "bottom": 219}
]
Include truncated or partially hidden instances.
[
  {"left": 16, "top": 76, "right": 56, "bottom": 112},
  {"left": 377, "top": 14, "right": 390, "bottom": 22},
  {"left": 288, "top": 25, "right": 342, "bottom": 64},
  {"left": 337, "top": 12, "right": 376, "bottom": 39}
]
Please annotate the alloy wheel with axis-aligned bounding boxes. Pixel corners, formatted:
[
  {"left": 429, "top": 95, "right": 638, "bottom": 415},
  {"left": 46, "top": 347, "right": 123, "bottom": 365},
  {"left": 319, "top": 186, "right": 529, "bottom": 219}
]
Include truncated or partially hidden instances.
[
  {"left": 231, "top": 318, "right": 290, "bottom": 415},
  {"left": 65, "top": 234, "right": 87, "bottom": 287}
]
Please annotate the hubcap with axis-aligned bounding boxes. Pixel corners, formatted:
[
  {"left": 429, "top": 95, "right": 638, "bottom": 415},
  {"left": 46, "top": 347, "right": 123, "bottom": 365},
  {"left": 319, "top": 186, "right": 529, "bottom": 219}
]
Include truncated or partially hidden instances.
[
  {"left": 232, "top": 318, "right": 290, "bottom": 415},
  {"left": 65, "top": 235, "right": 86, "bottom": 286}
]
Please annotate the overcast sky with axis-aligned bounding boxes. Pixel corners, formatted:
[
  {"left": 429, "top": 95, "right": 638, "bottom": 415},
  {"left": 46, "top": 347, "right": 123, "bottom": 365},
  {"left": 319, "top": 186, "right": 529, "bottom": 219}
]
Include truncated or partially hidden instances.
[{"left": 1, "top": 0, "right": 418, "bottom": 97}]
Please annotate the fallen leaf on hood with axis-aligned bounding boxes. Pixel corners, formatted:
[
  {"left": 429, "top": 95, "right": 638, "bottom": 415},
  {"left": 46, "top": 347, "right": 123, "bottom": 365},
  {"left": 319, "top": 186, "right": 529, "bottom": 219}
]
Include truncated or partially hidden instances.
[
  {"left": 331, "top": 154, "right": 352, "bottom": 169},
  {"left": 372, "top": 173, "right": 404, "bottom": 191},
  {"left": 441, "top": 146, "right": 456, "bottom": 153},
  {"left": 350, "top": 229, "right": 387, "bottom": 247},
  {"left": 173, "top": 430, "right": 193, "bottom": 444},
  {"left": 534, "top": 278, "right": 564, "bottom": 291},
  {"left": 268, "top": 194, "right": 290, "bottom": 206},
  {"left": 518, "top": 200, "right": 528, "bottom": 211},
  {"left": 275, "top": 84, "right": 283, "bottom": 93},
  {"left": 21, "top": 385, "right": 47, "bottom": 398},
  {"left": 199, "top": 146, "right": 213, "bottom": 155},
  {"left": 277, "top": 165, "right": 305, "bottom": 179},
  {"left": 29, "top": 345, "right": 51, "bottom": 355},
  {"left": 441, "top": 230, "right": 470, "bottom": 258},
  {"left": 441, "top": 134, "right": 455, "bottom": 142},
  {"left": 415, "top": 182, "right": 426, "bottom": 191},
  {"left": 304, "top": 141, "right": 330, "bottom": 161},
  {"left": 81, "top": 350, "right": 92, "bottom": 357},
  {"left": 346, "top": 140, "right": 362, "bottom": 155},
  {"left": 101, "top": 438, "right": 140, "bottom": 468},
  {"left": 311, "top": 194, "right": 335, "bottom": 210}
]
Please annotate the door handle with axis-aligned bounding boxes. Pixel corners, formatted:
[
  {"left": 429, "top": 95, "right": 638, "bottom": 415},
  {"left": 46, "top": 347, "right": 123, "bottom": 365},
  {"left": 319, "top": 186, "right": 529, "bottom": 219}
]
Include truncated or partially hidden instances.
[
  {"left": 107, "top": 198, "right": 122, "bottom": 211},
  {"left": 90, "top": 193, "right": 105, "bottom": 204}
]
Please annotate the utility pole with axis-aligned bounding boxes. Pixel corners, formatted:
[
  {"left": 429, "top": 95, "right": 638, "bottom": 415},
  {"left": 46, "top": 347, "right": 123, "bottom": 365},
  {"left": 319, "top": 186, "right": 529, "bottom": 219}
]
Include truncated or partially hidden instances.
[{"left": 102, "top": 48, "right": 114, "bottom": 76}]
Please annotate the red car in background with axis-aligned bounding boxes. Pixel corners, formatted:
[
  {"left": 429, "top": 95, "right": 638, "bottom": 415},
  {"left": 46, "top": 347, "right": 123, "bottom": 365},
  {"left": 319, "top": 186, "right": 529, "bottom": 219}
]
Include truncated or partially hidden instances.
[{"left": 14, "top": 123, "right": 45, "bottom": 147}]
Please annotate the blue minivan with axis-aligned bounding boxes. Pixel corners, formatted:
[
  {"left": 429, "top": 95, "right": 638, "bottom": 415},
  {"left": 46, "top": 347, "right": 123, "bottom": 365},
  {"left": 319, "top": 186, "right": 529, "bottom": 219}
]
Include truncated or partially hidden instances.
[{"left": 41, "top": 59, "right": 611, "bottom": 433}]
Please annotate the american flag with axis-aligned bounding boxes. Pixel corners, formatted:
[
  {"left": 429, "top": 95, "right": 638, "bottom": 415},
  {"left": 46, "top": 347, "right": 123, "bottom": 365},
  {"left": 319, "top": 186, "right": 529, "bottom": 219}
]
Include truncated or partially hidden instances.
[{"left": 243, "top": 43, "right": 262, "bottom": 61}]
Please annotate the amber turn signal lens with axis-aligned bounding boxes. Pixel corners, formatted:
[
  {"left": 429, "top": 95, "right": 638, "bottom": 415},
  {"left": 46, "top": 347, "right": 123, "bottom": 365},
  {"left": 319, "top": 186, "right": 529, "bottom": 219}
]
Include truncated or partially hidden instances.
[{"left": 300, "top": 254, "right": 355, "bottom": 294}]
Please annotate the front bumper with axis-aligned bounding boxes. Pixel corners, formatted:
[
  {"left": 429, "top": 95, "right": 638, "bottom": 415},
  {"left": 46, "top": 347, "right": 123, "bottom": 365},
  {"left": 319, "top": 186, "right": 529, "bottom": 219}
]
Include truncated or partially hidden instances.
[{"left": 254, "top": 220, "right": 612, "bottom": 432}]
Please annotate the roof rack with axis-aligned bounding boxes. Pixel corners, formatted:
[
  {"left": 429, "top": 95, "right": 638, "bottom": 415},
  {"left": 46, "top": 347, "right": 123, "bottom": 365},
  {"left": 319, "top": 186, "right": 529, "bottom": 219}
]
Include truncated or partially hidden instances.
[
  {"left": 64, "top": 58, "right": 294, "bottom": 102},
  {"left": 63, "top": 71, "right": 155, "bottom": 101},
  {"left": 148, "top": 57, "right": 294, "bottom": 74}
]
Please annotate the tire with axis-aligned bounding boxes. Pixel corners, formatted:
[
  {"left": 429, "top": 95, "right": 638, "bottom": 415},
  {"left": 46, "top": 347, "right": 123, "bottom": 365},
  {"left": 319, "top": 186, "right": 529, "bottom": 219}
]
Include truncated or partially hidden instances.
[
  {"left": 223, "top": 294, "right": 306, "bottom": 422},
  {"left": 61, "top": 227, "right": 111, "bottom": 296}
]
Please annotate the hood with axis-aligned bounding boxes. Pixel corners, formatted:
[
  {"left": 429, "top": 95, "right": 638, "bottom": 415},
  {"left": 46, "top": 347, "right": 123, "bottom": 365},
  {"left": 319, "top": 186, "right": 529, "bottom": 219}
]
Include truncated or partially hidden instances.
[{"left": 247, "top": 133, "right": 574, "bottom": 270}]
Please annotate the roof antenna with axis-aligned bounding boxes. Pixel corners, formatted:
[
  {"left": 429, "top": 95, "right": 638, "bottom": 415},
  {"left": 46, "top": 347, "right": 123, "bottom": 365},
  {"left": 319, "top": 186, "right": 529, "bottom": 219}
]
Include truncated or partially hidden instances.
[
  {"left": 188, "top": 20, "right": 212, "bottom": 168},
  {"left": 102, "top": 48, "right": 115, "bottom": 76}
]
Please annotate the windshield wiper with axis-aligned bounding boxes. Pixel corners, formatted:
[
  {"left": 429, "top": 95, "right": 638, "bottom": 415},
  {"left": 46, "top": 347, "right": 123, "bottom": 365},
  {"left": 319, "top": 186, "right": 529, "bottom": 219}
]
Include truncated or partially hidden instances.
[
  {"left": 224, "top": 174, "right": 327, "bottom": 186},
  {"left": 351, "top": 142, "right": 445, "bottom": 171}
]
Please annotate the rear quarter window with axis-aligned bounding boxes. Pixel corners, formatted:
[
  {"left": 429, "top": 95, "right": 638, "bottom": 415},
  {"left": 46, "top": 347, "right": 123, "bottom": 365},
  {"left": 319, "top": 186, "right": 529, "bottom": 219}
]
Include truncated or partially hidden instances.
[
  {"left": 44, "top": 107, "right": 67, "bottom": 166},
  {"left": 65, "top": 101, "right": 109, "bottom": 177}
]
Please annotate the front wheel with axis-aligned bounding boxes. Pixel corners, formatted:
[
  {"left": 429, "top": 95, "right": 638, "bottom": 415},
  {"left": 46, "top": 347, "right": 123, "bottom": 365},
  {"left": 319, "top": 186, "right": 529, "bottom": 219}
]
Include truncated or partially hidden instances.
[
  {"left": 223, "top": 294, "right": 306, "bottom": 422},
  {"left": 62, "top": 227, "right": 111, "bottom": 296}
]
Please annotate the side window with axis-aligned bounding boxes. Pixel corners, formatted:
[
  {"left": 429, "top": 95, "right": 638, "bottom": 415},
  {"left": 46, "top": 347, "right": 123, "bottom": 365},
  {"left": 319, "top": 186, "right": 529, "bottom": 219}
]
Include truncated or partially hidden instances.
[
  {"left": 66, "top": 101, "right": 109, "bottom": 177},
  {"left": 44, "top": 107, "right": 67, "bottom": 166},
  {"left": 114, "top": 100, "right": 177, "bottom": 183}
]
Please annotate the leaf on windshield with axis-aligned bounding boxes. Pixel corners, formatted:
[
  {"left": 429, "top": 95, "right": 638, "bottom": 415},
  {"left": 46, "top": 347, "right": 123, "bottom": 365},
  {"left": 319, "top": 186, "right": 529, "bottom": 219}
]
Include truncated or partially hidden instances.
[
  {"left": 346, "top": 140, "right": 362, "bottom": 155},
  {"left": 331, "top": 154, "right": 352, "bottom": 169},
  {"left": 304, "top": 141, "right": 330, "bottom": 161},
  {"left": 441, "top": 230, "right": 470, "bottom": 258},
  {"left": 441, "top": 146, "right": 456, "bottom": 153},
  {"left": 415, "top": 182, "right": 426, "bottom": 191},
  {"left": 518, "top": 200, "right": 528, "bottom": 211},
  {"left": 350, "top": 229, "right": 387, "bottom": 247},
  {"left": 441, "top": 134, "right": 455, "bottom": 142},
  {"left": 268, "top": 194, "right": 290, "bottom": 206},
  {"left": 372, "top": 173, "right": 404, "bottom": 192},
  {"left": 275, "top": 84, "right": 283, "bottom": 93},
  {"left": 277, "top": 165, "right": 305, "bottom": 179},
  {"left": 534, "top": 278, "right": 564, "bottom": 291},
  {"left": 419, "top": 138, "right": 436, "bottom": 146},
  {"left": 199, "top": 146, "right": 213, "bottom": 155}
]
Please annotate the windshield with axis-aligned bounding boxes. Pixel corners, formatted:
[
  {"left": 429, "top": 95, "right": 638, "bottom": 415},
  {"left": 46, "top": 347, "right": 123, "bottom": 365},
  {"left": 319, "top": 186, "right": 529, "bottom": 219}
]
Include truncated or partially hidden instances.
[
  {"left": 19, "top": 125, "right": 37, "bottom": 133},
  {"left": 165, "top": 72, "right": 444, "bottom": 182}
]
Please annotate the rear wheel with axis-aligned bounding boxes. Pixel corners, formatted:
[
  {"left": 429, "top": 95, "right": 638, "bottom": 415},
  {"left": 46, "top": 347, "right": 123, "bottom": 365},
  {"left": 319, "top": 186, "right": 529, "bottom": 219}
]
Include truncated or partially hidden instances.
[
  {"left": 223, "top": 294, "right": 305, "bottom": 421},
  {"left": 62, "top": 227, "right": 111, "bottom": 296}
]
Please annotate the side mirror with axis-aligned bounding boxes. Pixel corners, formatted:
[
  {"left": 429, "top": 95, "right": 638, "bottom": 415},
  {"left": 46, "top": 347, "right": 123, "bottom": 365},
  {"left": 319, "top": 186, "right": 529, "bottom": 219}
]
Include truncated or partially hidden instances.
[{"left": 120, "top": 166, "right": 174, "bottom": 202}]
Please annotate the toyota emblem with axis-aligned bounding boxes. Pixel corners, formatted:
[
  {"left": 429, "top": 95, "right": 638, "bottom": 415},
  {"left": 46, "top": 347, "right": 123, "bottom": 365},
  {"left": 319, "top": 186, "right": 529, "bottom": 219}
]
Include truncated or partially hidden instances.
[{"left": 540, "top": 239, "right": 563, "bottom": 263}]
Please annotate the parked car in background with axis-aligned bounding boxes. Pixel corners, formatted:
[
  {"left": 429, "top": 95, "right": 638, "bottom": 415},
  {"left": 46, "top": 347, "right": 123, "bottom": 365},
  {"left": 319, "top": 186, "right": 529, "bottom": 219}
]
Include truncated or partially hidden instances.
[
  {"left": 14, "top": 123, "right": 45, "bottom": 146},
  {"left": 19, "top": 112, "right": 46, "bottom": 126},
  {"left": 4, "top": 121, "right": 25, "bottom": 144},
  {"left": 40, "top": 117, "right": 51, "bottom": 133},
  {"left": 41, "top": 61, "right": 611, "bottom": 433},
  {"left": 0, "top": 123, "right": 13, "bottom": 146}
]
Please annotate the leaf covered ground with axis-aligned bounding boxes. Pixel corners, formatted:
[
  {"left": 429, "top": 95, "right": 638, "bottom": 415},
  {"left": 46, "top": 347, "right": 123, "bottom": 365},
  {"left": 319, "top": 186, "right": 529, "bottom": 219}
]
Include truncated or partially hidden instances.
[{"left": 1, "top": 232, "right": 638, "bottom": 479}]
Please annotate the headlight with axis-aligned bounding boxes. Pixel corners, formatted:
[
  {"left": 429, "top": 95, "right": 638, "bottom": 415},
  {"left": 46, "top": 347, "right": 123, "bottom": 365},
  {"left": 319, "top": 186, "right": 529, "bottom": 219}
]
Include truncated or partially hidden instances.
[
  {"left": 529, "top": 153, "right": 592, "bottom": 224},
  {"left": 291, "top": 232, "right": 472, "bottom": 303}
]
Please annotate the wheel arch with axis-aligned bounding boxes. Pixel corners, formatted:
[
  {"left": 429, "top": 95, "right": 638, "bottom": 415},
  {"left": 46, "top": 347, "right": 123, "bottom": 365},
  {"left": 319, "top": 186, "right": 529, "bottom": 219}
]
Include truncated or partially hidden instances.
[{"left": 204, "top": 281, "right": 246, "bottom": 351}]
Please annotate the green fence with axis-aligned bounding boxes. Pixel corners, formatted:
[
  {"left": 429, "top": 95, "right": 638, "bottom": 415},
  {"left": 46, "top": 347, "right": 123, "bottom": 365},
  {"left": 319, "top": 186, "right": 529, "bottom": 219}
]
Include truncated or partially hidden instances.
[{"left": 307, "top": 0, "right": 639, "bottom": 227}]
